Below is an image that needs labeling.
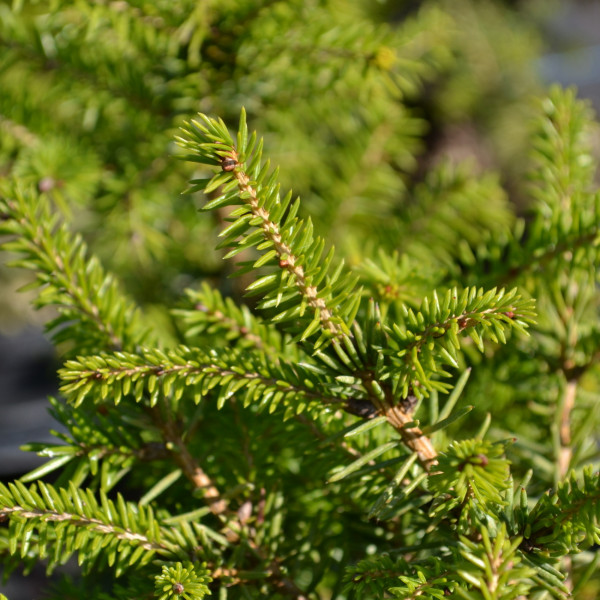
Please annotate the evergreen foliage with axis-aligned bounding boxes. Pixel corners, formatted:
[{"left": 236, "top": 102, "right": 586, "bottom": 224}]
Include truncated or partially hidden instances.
[{"left": 1, "top": 1, "right": 599, "bottom": 599}]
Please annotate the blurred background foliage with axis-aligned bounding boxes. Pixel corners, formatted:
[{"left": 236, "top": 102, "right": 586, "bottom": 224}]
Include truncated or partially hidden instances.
[
  {"left": 1, "top": 0, "right": 600, "bottom": 597},
  {"left": 0, "top": 0, "right": 550, "bottom": 327}
]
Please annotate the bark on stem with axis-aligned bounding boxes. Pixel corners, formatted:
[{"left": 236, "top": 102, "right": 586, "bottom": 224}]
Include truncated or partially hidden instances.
[
  {"left": 558, "top": 379, "right": 577, "bottom": 480},
  {"left": 360, "top": 377, "right": 438, "bottom": 468},
  {"left": 557, "top": 377, "right": 578, "bottom": 593},
  {"left": 383, "top": 404, "right": 438, "bottom": 468},
  {"left": 150, "top": 408, "right": 228, "bottom": 515}
]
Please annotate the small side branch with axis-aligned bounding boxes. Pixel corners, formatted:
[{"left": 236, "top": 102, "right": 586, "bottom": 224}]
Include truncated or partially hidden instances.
[{"left": 149, "top": 408, "right": 228, "bottom": 516}]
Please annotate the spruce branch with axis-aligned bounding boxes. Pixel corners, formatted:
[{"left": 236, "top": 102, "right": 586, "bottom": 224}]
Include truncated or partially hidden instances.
[
  {"left": 238, "top": 3, "right": 454, "bottom": 100},
  {"left": 342, "top": 287, "right": 533, "bottom": 467},
  {"left": 155, "top": 562, "right": 212, "bottom": 600},
  {"left": 0, "top": 187, "right": 235, "bottom": 534},
  {"left": 455, "top": 525, "right": 535, "bottom": 600},
  {"left": 0, "top": 184, "right": 150, "bottom": 354},
  {"left": 58, "top": 345, "right": 349, "bottom": 415},
  {"left": 456, "top": 87, "right": 600, "bottom": 291},
  {"left": 522, "top": 467, "right": 600, "bottom": 556},
  {"left": 228, "top": 147, "right": 345, "bottom": 339},
  {"left": 5, "top": 2, "right": 597, "bottom": 598},
  {"left": 379, "top": 286, "right": 535, "bottom": 400},
  {"left": 494, "top": 221, "right": 599, "bottom": 289},
  {"left": 557, "top": 378, "right": 577, "bottom": 481},
  {"left": 173, "top": 282, "right": 288, "bottom": 358},
  {"left": 0, "top": 481, "right": 188, "bottom": 575},
  {"left": 177, "top": 113, "right": 535, "bottom": 472},
  {"left": 530, "top": 86, "right": 597, "bottom": 214},
  {"left": 177, "top": 109, "right": 361, "bottom": 346},
  {"left": 145, "top": 409, "right": 310, "bottom": 598}
]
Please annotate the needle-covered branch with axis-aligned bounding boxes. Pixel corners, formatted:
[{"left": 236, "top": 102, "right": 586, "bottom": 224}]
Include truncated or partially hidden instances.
[
  {"left": 0, "top": 481, "right": 197, "bottom": 575},
  {"left": 0, "top": 184, "right": 151, "bottom": 354},
  {"left": 177, "top": 109, "right": 361, "bottom": 348},
  {"left": 58, "top": 345, "right": 351, "bottom": 417},
  {"left": 381, "top": 286, "right": 536, "bottom": 399}
]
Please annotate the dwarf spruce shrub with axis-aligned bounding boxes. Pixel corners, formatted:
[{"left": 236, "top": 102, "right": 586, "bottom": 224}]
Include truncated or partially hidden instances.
[{"left": 0, "top": 2, "right": 599, "bottom": 599}]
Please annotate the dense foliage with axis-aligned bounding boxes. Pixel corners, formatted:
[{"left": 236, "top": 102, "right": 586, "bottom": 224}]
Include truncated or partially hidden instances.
[{"left": 1, "top": 1, "right": 599, "bottom": 599}]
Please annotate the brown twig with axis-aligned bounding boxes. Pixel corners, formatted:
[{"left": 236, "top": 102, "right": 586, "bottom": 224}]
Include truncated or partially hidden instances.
[
  {"left": 558, "top": 379, "right": 577, "bottom": 480},
  {"left": 148, "top": 407, "right": 228, "bottom": 516},
  {"left": 383, "top": 404, "right": 438, "bottom": 467},
  {"left": 359, "top": 375, "right": 437, "bottom": 469},
  {"left": 148, "top": 405, "right": 310, "bottom": 598}
]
